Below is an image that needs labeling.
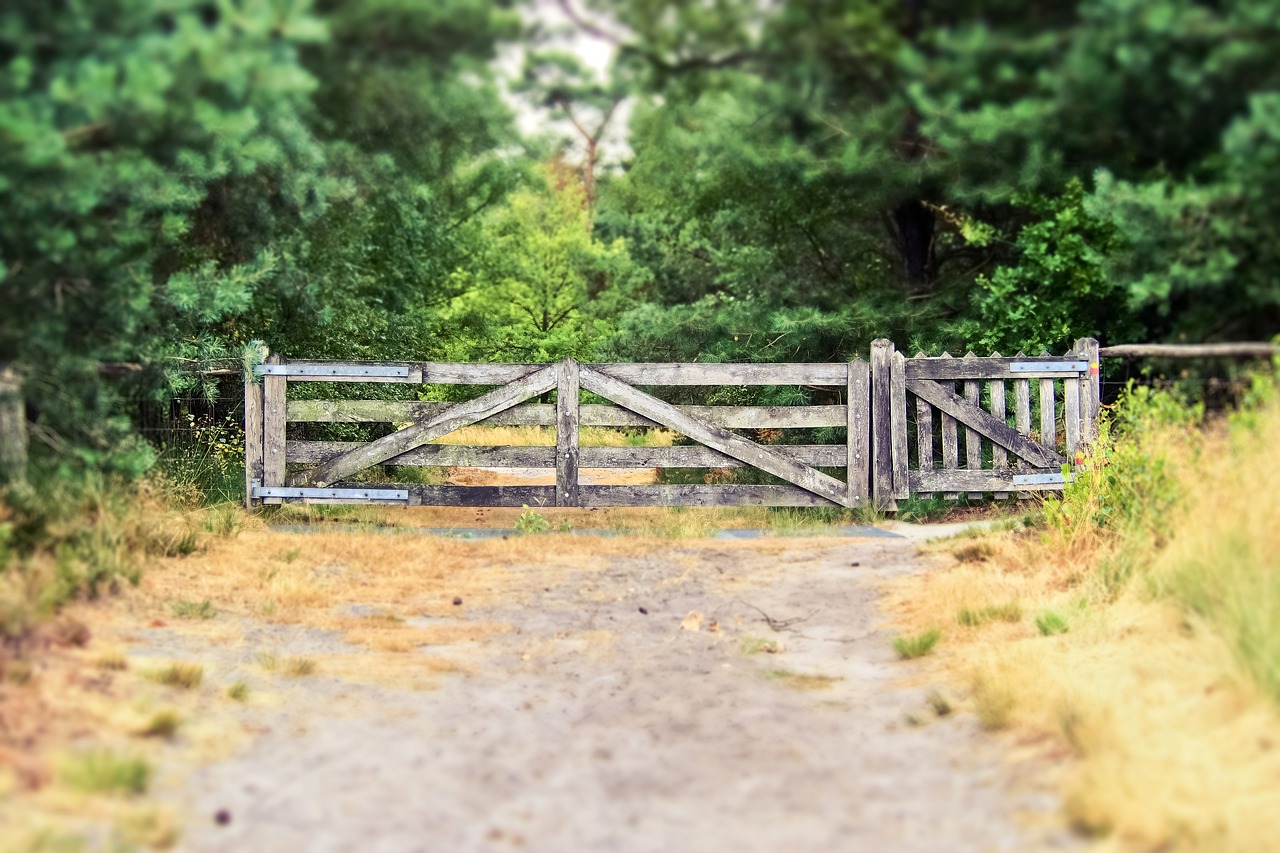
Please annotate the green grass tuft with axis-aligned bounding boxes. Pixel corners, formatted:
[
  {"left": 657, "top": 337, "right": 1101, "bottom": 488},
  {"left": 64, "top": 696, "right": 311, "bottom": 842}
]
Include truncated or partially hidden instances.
[
  {"left": 1035, "top": 611, "right": 1070, "bottom": 636},
  {"left": 957, "top": 602, "right": 1023, "bottom": 627},
  {"left": 144, "top": 662, "right": 203, "bottom": 689},
  {"left": 893, "top": 629, "right": 941, "bottom": 659},
  {"left": 60, "top": 751, "right": 151, "bottom": 796},
  {"left": 169, "top": 599, "right": 215, "bottom": 620}
]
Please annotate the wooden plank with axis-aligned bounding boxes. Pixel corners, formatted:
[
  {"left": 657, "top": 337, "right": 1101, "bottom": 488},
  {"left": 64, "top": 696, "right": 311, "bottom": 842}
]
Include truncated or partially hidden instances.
[
  {"left": 869, "top": 340, "right": 895, "bottom": 510},
  {"left": 299, "top": 366, "right": 557, "bottom": 487},
  {"left": 988, "top": 356, "right": 1009, "bottom": 499},
  {"left": 407, "top": 485, "right": 555, "bottom": 507},
  {"left": 938, "top": 354, "right": 959, "bottom": 500},
  {"left": 1076, "top": 338, "right": 1100, "bottom": 443},
  {"left": 905, "top": 358, "right": 1090, "bottom": 380},
  {"left": 890, "top": 350, "right": 909, "bottom": 500},
  {"left": 556, "top": 359, "right": 580, "bottom": 507},
  {"left": 243, "top": 368, "right": 265, "bottom": 509},
  {"left": 915, "top": 390, "right": 934, "bottom": 498},
  {"left": 597, "top": 362, "right": 848, "bottom": 386},
  {"left": 262, "top": 355, "right": 286, "bottom": 505},
  {"left": 907, "top": 378, "right": 1065, "bottom": 468},
  {"left": 579, "top": 366, "right": 848, "bottom": 505},
  {"left": 579, "top": 484, "right": 841, "bottom": 508},
  {"left": 1064, "top": 375, "right": 1081, "bottom": 458},
  {"left": 910, "top": 470, "right": 1067, "bottom": 493},
  {"left": 287, "top": 442, "right": 847, "bottom": 468},
  {"left": 1099, "top": 342, "right": 1279, "bottom": 359},
  {"left": 255, "top": 361, "right": 423, "bottom": 384},
  {"left": 847, "top": 360, "right": 870, "bottom": 508},
  {"left": 1039, "top": 374, "right": 1057, "bottom": 452},
  {"left": 286, "top": 400, "right": 848, "bottom": 429},
  {"left": 963, "top": 353, "right": 982, "bottom": 500},
  {"left": 1014, "top": 361, "right": 1031, "bottom": 463}
]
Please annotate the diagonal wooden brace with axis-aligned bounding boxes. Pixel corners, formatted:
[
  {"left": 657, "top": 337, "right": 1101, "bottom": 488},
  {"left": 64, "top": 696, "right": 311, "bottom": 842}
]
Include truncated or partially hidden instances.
[
  {"left": 298, "top": 364, "right": 557, "bottom": 487},
  {"left": 907, "top": 378, "right": 1065, "bottom": 469},
  {"left": 579, "top": 365, "right": 848, "bottom": 506}
]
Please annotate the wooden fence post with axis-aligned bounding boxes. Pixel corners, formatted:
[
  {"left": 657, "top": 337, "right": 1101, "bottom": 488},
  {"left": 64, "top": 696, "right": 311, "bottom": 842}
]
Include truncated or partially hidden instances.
[
  {"left": 556, "top": 358, "right": 580, "bottom": 507},
  {"left": 0, "top": 367, "right": 27, "bottom": 486},
  {"left": 244, "top": 353, "right": 266, "bottom": 509},
  {"left": 261, "top": 354, "right": 286, "bottom": 505},
  {"left": 1075, "top": 338, "right": 1101, "bottom": 444},
  {"left": 870, "top": 339, "right": 896, "bottom": 511},
  {"left": 846, "top": 359, "right": 869, "bottom": 507}
]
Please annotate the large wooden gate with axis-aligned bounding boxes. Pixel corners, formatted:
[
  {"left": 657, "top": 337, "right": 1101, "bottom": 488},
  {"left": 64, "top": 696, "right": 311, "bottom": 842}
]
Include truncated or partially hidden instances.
[{"left": 244, "top": 339, "right": 1098, "bottom": 511}]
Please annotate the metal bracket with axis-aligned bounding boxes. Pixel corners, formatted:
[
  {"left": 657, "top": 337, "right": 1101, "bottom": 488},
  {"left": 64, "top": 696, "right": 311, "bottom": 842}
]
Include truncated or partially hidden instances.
[
  {"left": 1012, "top": 473, "right": 1072, "bottom": 486},
  {"left": 253, "top": 364, "right": 411, "bottom": 378},
  {"left": 1010, "top": 361, "right": 1089, "bottom": 374},
  {"left": 251, "top": 486, "right": 410, "bottom": 502}
]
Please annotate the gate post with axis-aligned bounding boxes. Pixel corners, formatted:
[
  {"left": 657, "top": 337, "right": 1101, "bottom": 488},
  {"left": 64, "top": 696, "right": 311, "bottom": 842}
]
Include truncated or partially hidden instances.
[
  {"left": 846, "top": 359, "right": 869, "bottom": 508},
  {"left": 1074, "top": 338, "right": 1101, "bottom": 444},
  {"left": 556, "top": 358, "right": 580, "bottom": 507},
  {"left": 870, "top": 340, "right": 896, "bottom": 511},
  {"left": 244, "top": 353, "right": 265, "bottom": 509},
  {"left": 261, "top": 353, "right": 286, "bottom": 505}
]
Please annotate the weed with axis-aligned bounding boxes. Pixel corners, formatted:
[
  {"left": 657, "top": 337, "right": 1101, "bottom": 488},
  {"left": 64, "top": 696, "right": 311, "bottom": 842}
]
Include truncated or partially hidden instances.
[
  {"left": 764, "top": 669, "right": 840, "bottom": 690},
  {"left": 60, "top": 751, "right": 151, "bottom": 796},
  {"left": 255, "top": 651, "right": 280, "bottom": 671},
  {"left": 96, "top": 652, "right": 128, "bottom": 670},
  {"left": 896, "top": 494, "right": 956, "bottom": 522},
  {"left": 137, "top": 709, "right": 181, "bottom": 739},
  {"left": 893, "top": 629, "right": 941, "bottom": 659},
  {"left": 952, "top": 541, "right": 996, "bottom": 563},
  {"left": 926, "top": 689, "right": 953, "bottom": 717},
  {"left": 144, "top": 662, "right": 203, "bottom": 689},
  {"left": 5, "top": 658, "right": 33, "bottom": 685},
  {"left": 226, "top": 681, "right": 249, "bottom": 701},
  {"left": 514, "top": 506, "right": 550, "bottom": 535},
  {"left": 283, "top": 657, "right": 316, "bottom": 677},
  {"left": 957, "top": 602, "right": 1022, "bottom": 627},
  {"left": 169, "top": 599, "right": 215, "bottom": 620},
  {"left": 1035, "top": 611, "right": 1070, "bottom": 636},
  {"left": 739, "top": 636, "right": 784, "bottom": 655}
]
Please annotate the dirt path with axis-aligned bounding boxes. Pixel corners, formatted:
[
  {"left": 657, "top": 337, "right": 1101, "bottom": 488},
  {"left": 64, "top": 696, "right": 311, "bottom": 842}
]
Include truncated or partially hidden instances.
[{"left": 155, "top": 536, "right": 1076, "bottom": 852}]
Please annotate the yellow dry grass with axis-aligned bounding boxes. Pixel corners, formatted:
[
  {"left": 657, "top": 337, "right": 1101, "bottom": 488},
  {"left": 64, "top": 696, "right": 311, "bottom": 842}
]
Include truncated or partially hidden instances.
[{"left": 885, "top": 391, "right": 1280, "bottom": 852}]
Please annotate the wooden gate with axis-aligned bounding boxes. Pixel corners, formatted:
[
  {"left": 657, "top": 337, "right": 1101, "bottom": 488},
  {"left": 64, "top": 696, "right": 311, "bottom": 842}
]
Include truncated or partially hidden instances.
[{"left": 243, "top": 340, "right": 1098, "bottom": 511}]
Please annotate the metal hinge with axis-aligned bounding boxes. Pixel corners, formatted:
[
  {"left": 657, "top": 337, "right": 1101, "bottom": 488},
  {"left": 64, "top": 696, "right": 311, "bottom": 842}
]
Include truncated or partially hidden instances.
[
  {"left": 1012, "top": 473, "right": 1072, "bottom": 486},
  {"left": 1009, "top": 361, "right": 1089, "bottom": 373},
  {"left": 253, "top": 364, "right": 411, "bottom": 378}
]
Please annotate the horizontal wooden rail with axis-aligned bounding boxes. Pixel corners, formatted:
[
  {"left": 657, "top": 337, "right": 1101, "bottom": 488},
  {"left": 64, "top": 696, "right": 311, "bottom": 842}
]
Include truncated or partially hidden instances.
[
  {"left": 286, "top": 442, "right": 846, "bottom": 468},
  {"left": 1099, "top": 343, "right": 1278, "bottom": 359},
  {"left": 910, "top": 470, "right": 1067, "bottom": 493},
  {"left": 274, "top": 483, "right": 843, "bottom": 508},
  {"left": 286, "top": 400, "right": 847, "bottom": 429},
  {"left": 275, "top": 361, "right": 850, "bottom": 386},
  {"left": 904, "top": 357, "right": 1088, "bottom": 380}
]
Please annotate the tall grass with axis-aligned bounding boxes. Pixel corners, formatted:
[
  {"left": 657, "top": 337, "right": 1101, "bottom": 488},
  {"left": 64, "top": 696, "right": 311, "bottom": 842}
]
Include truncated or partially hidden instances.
[{"left": 886, "top": 369, "right": 1280, "bottom": 851}]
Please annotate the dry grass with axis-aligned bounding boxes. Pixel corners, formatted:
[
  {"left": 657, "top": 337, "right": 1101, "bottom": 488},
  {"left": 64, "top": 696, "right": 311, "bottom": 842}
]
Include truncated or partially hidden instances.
[{"left": 885, "top": 388, "right": 1280, "bottom": 852}]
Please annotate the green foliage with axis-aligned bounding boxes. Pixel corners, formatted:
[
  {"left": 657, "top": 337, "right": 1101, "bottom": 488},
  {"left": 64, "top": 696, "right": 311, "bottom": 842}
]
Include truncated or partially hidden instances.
[
  {"left": 893, "top": 629, "right": 941, "bottom": 660},
  {"left": 967, "top": 180, "right": 1139, "bottom": 355},
  {"left": 957, "top": 603, "right": 1023, "bottom": 627},
  {"left": 60, "top": 751, "right": 151, "bottom": 796},
  {"left": 1035, "top": 611, "right": 1070, "bottom": 637},
  {"left": 514, "top": 505, "right": 551, "bottom": 535}
]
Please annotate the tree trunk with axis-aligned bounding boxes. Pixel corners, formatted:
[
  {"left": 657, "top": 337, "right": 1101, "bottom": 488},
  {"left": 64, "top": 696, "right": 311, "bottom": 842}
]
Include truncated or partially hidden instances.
[{"left": 892, "top": 198, "right": 935, "bottom": 291}]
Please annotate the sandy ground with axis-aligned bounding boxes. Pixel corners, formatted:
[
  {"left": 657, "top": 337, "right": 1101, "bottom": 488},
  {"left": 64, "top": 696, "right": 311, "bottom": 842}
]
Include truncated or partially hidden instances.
[{"left": 142, "top": 535, "right": 1079, "bottom": 853}]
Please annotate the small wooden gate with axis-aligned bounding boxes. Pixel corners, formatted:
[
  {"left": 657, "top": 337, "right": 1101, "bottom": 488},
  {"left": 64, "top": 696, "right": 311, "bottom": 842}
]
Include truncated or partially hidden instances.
[{"left": 244, "top": 339, "right": 1098, "bottom": 511}]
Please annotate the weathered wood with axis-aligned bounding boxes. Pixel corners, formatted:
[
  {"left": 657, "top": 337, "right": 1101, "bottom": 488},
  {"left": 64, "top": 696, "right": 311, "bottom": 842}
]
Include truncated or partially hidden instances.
[
  {"left": 1076, "top": 338, "right": 1100, "bottom": 443},
  {"left": 938, "top": 354, "right": 959, "bottom": 499},
  {"left": 962, "top": 354, "right": 982, "bottom": 500},
  {"left": 243, "top": 368, "right": 265, "bottom": 508},
  {"left": 579, "top": 484, "right": 841, "bottom": 508},
  {"left": 1014, "top": 367, "right": 1031, "bottom": 462},
  {"left": 556, "top": 359, "right": 580, "bottom": 507},
  {"left": 890, "top": 350, "right": 909, "bottom": 500},
  {"left": 262, "top": 355, "right": 287, "bottom": 505},
  {"left": 989, "top": 353, "right": 1009, "bottom": 499},
  {"left": 870, "top": 340, "right": 895, "bottom": 510},
  {"left": 906, "top": 378, "right": 1065, "bottom": 468},
  {"left": 597, "top": 362, "right": 849, "bottom": 386},
  {"left": 1064, "top": 375, "right": 1082, "bottom": 457},
  {"left": 579, "top": 366, "right": 848, "bottom": 505},
  {"left": 287, "top": 442, "right": 845, "bottom": 469},
  {"left": 910, "top": 470, "right": 1067, "bottom": 493},
  {"left": 0, "top": 367, "right": 27, "bottom": 485},
  {"left": 847, "top": 360, "right": 870, "bottom": 508},
  {"left": 915, "top": 393, "right": 934, "bottom": 498},
  {"left": 405, "top": 485, "right": 555, "bottom": 507},
  {"left": 1039, "top": 374, "right": 1057, "bottom": 452},
  {"left": 905, "top": 357, "right": 1090, "bottom": 380},
  {"left": 256, "top": 361, "right": 424, "bottom": 384},
  {"left": 299, "top": 365, "right": 557, "bottom": 487},
  {"left": 286, "top": 400, "right": 848, "bottom": 429},
  {"left": 1098, "top": 342, "right": 1279, "bottom": 359}
]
